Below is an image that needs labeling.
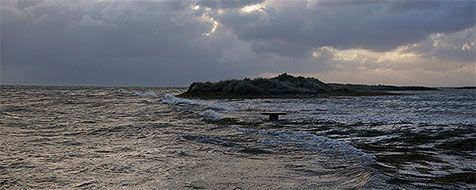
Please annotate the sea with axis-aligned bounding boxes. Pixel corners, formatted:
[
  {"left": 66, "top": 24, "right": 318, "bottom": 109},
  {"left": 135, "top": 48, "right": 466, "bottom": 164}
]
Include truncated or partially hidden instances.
[{"left": 1, "top": 86, "right": 475, "bottom": 189}]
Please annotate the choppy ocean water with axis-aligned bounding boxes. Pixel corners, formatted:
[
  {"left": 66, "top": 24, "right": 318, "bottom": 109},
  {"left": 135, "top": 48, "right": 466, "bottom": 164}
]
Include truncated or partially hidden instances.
[{"left": 1, "top": 86, "right": 475, "bottom": 189}]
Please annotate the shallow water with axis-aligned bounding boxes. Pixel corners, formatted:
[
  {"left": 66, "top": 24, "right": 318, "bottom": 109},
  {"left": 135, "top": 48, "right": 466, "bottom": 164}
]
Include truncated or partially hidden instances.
[{"left": 1, "top": 86, "right": 475, "bottom": 189}]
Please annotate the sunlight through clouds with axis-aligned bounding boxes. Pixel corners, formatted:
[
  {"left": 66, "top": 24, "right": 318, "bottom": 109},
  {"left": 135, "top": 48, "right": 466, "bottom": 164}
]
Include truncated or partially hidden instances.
[
  {"left": 204, "top": 18, "right": 219, "bottom": 36},
  {"left": 239, "top": 4, "right": 265, "bottom": 14},
  {"left": 1, "top": 0, "right": 474, "bottom": 86}
]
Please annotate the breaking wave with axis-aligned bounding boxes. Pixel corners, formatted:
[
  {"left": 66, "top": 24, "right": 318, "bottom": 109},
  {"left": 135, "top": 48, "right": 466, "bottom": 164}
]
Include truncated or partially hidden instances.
[
  {"left": 259, "top": 130, "right": 376, "bottom": 165},
  {"left": 161, "top": 94, "right": 234, "bottom": 111},
  {"left": 201, "top": 110, "right": 224, "bottom": 121},
  {"left": 162, "top": 94, "right": 197, "bottom": 105}
]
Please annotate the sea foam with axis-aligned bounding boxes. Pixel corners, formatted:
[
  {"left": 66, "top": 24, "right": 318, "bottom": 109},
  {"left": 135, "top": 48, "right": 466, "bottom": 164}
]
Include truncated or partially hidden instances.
[
  {"left": 259, "top": 130, "right": 376, "bottom": 165},
  {"left": 162, "top": 94, "right": 197, "bottom": 105},
  {"left": 161, "top": 94, "right": 234, "bottom": 111},
  {"left": 201, "top": 110, "right": 224, "bottom": 121}
]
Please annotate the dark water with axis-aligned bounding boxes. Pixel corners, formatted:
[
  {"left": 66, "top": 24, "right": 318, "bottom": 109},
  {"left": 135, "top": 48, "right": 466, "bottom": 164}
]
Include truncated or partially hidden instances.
[{"left": 1, "top": 86, "right": 475, "bottom": 189}]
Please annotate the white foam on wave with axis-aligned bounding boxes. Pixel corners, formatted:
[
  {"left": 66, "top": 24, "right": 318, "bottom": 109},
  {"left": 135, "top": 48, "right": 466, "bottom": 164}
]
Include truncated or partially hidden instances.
[
  {"left": 162, "top": 94, "right": 232, "bottom": 120},
  {"left": 161, "top": 94, "right": 234, "bottom": 111},
  {"left": 201, "top": 110, "right": 224, "bottom": 121},
  {"left": 206, "top": 103, "right": 233, "bottom": 111},
  {"left": 259, "top": 130, "right": 375, "bottom": 165},
  {"left": 162, "top": 94, "right": 197, "bottom": 105}
]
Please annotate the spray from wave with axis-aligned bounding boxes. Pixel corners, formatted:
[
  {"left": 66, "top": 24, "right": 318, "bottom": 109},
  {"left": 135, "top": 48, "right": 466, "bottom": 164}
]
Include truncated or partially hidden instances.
[{"left": 162, "top": 94, "right": 233, "bottom": 120}]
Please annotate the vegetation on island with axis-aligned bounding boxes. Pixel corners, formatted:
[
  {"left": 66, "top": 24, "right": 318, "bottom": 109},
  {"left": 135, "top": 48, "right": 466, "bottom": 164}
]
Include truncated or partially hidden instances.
[{"left": 178, "top": 73, "right": 437, "bottom": 99}]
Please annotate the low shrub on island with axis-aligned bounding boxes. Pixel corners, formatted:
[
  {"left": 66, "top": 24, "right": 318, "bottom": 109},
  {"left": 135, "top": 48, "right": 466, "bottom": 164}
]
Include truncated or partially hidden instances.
[{"left": 179, "top": 73, "right": 436, "bottom": 99}]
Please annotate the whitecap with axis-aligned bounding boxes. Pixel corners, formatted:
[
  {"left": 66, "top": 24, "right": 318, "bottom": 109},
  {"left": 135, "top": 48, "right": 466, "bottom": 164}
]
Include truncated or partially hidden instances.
[
  {"left": 201, "top": 109, "right": 224, "bottom": 121},
  {"left": 162, "top": 94, "right": 197, "bottom": 105},
  {"left": 259, "top": 130, "right": 375, "bottom": 165},
  {"left": 206, "top": 103, "right": 234, "bottom": 111},
  {"left": 161, "top": 94, "right": 234, "bottom": 111}
]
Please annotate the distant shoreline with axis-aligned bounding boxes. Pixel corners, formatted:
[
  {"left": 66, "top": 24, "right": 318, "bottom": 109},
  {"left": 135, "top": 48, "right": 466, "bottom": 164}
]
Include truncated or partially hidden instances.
[
  {"left": 178, "top": 73, "right": 444, "bottom": 99},
  {"left": 454, "top": 86, "right": 476, "bottom": 89},
  {"left": 0, "top": 85, "right": 186, "bottom": 89},
  {"left": 0, "top": 84, "right": 473, "bottom": 90}
]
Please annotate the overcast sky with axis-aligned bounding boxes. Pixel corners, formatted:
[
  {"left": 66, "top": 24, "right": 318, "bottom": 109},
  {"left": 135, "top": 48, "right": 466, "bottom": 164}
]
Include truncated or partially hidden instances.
[{"left": 1, "top": 0, "right": 475, "bottom": 87}]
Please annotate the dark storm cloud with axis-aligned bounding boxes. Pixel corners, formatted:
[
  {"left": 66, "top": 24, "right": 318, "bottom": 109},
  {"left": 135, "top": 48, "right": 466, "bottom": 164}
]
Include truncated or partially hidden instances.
[
  {"left": 1, "top": 0, "right": 245, "bottom": 85},
  {"left": 218, "top": 0, "right": 475, "bottom": 54},
  {"left": 1, "top": 0, "right": 475, "bottom": 86}
]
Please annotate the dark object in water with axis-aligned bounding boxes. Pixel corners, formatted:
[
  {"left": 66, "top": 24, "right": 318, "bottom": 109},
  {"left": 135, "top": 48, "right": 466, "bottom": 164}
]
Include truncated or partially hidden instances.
[
  {"left": 433, "top": 172, "right": 476, "bottom": 184},
  {"left": 435, "top": 138, "right": 476, "bottom": 151},
  {"left": 178, "top": 73, "right": 436, "bottom": 99},
  {"left": 261, "top": 112, "right": 287, "bottom": 121},
  {"left": 454, "top": 86, "right": 476, "bottom": 89}
]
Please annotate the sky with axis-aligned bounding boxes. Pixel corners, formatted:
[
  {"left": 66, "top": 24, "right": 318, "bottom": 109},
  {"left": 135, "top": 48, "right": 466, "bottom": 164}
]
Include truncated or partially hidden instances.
[{"left": 1, "top": 0, "right": 475, "bottom": 87}]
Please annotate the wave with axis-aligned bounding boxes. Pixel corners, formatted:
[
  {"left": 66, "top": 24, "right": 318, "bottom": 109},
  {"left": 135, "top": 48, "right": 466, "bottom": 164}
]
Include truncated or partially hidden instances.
[
  {"left": 133, "top": 91, "right": 159, "bottom": 97},
  {"left": 258, "top": 129, "right": 375, "bottom": 165},
  {"left": 162, "top": 94, "right": 197, "bottom": 105},
  {"left": 161, "top": 94, "right": 234, "bottom": 111},
  {"left": 201, "top": 110, "right": 224, "bottom": 121}
]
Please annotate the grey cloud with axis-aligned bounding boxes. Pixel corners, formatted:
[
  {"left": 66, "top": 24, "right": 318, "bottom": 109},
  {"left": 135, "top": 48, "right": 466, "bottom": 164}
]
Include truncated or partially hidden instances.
[
  {"left": 1, "top": 0, "right": 243, "bottom": 85},
  {"left": 218, "top": 0, "right": 475, "bottom": 55},
  {"left": 250, "top": 40, "right": 312, "bottom": 58},
  {"left": 1, "top": 0, "right": 475, "bottom": 86},
  {"left": 195, "top": 0, "right": 265, "bottom": 9},
  {"left": 412, "top": 28, "right": 475, "bottom": 63},
  {"left": 2, "top": 1, "right": 213, "bottom": 61}
]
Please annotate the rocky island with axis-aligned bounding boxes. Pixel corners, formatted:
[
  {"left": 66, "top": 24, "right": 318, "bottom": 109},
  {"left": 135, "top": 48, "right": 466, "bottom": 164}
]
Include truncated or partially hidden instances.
[{"left": 178, "top": 73, "right": 436, "bottom": 99}]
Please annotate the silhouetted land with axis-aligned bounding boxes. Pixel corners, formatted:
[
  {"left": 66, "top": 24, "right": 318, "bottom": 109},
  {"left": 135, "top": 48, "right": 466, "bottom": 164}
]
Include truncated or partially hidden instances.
[
  {"left": 179, "top": 73, "right": 436, "bottom": 99},
  {"left": 454, "top": 86, "right": 476, "bottom": 89}
]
